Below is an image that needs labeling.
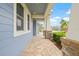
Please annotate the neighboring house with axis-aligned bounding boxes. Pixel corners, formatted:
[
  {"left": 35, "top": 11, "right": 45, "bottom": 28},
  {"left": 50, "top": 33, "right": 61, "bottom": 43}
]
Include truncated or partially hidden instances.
[{"left": 0, "top": 3, "right": 52, "bottom": 55}]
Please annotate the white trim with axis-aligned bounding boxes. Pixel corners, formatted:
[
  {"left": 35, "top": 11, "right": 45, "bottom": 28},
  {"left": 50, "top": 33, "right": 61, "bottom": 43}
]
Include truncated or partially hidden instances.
[
  {"left": 44, "top": 3, "right": 53, "bottom": 18},
  {"left": 32, "top": 15, "right": 44, "bottom": 19},
  {"left": 14, "top": 3, "right": 17, "bottom": 37},
  {"left": 13, "top": 3, "right": 32, "bottom": 37}
]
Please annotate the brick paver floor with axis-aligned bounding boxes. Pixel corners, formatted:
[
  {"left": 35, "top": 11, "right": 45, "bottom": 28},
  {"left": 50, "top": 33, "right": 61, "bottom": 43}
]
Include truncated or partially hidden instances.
[{"left": 20, "top": 35, "right": 63, "bottom": 56}]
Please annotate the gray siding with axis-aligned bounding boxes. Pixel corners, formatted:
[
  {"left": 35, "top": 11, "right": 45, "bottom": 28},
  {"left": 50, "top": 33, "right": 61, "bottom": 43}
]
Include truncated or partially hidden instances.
[{"left": 0, "top": 3, "right": 33, "bottom": 56}]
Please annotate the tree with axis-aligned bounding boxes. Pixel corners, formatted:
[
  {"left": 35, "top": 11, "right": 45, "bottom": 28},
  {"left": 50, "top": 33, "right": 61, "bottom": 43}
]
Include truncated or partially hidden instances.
[
  {"left": 53, "top": 26, "right": 60, "bottom": 31},
  {"left": 60, "top": 19, "right": 68, "bottom": 32}
]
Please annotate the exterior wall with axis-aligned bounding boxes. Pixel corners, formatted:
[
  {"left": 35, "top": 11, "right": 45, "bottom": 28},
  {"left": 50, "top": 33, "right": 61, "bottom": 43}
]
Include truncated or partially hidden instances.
[
  {"left": 36, "top": 20, "right": 45, "bottom": 35},
  {"left": 44, "top": 19, "right": 47, "bottom": 30},
  {"left": 36, "top": 20, "right": 39, "bottom": 35},
  {"left": 36, "top": 20, "right": 41, "bottom": 35},
  {"left": 35, "top": 19, "right": 44, "bottom": 35},
  {"left": 33, "top": 19, "right": 41, "bottom": 36},
  {"left": 0, "top": 3, "right": 33, "bottom": 56},
  {"left": 66, "top": 3, "right": 79, "bottom": 40}
]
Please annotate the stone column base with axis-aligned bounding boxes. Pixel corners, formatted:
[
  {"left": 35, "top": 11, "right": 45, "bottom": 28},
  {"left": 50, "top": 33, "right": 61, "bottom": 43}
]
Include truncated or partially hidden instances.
[{"left": 43, "top": 30, "right": 52, "bottom": 40}]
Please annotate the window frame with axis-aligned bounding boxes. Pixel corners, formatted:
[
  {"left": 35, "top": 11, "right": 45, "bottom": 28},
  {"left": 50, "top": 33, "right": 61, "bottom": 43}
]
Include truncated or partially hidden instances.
[
  {"left": 16, "top": 3, "right": 24, "bottom": 31},
  {"left": 14, "top": 4, "right": 31, "bottom": 37}
]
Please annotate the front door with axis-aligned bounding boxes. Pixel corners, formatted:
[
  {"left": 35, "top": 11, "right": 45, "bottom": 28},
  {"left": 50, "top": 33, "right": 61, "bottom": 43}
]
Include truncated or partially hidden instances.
[{"left": 33, "top": 20, "right": 36, "bottom": 36}]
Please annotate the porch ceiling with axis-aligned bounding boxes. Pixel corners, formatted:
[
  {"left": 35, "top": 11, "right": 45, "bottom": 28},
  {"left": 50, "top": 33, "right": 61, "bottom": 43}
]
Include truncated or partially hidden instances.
[
  {"left": 26, "top": 3, "right": 53, "bottom": 19},
  {"left": 26, "top": 3, "right": 48, "bottom": 15}
]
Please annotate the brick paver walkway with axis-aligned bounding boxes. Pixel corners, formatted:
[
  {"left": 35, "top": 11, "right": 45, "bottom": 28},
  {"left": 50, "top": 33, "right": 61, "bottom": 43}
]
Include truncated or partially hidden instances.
[{"left": 20, "top": 35, "right": 63, "bottom": 56}]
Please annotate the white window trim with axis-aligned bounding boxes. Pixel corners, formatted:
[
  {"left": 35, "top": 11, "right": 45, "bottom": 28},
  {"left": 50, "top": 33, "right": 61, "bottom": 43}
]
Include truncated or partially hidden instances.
[{"left": 13, "top": 3, "right": 31, "bottom": 37}]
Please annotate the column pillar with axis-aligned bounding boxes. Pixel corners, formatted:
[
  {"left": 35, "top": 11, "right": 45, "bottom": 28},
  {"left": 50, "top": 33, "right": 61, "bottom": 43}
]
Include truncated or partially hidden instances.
[{"left": 43, "top": 16, "right": 52, "bottom": 39}]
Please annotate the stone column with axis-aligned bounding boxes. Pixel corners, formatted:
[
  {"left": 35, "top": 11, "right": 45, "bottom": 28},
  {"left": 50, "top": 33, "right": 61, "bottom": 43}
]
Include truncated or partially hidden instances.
[{"left": 43, "top": 17, "right": 52, "bottom": 39}]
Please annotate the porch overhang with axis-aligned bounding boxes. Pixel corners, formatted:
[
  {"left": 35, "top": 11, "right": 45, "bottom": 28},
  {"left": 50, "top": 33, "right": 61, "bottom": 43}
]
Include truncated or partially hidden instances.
[
  {"left": 26, "top": 3, "right": 53, "bottom": 19},
  {"left": 44, "top": 4, "right": 53, "bottom": 18}
]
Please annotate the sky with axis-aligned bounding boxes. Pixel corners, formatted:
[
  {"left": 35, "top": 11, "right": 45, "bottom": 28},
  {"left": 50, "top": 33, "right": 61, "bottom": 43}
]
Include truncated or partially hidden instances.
[{"left": 50, "top": 3, "right": 72, "bottom": 27}]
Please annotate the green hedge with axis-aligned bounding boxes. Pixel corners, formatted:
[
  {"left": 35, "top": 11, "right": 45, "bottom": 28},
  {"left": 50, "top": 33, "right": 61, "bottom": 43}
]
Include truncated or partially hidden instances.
[{"left": 52, "top": 31, "right": 66, "bottom": 44}]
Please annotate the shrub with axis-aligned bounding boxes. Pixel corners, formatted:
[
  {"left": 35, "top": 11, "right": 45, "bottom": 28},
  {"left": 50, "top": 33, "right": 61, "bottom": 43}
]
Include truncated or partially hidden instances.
[
  {"left": 53, "top": 33, "right": 60, "bottom": 43},
  {"left": 52, "top": 31, "right": 66, "bottom": 44}
]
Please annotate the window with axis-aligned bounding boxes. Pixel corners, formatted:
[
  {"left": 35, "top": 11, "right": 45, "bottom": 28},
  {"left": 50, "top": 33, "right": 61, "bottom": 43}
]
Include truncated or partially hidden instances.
[
  {"left": 14, "top": 4, "right": 31, "bottom": 37},
  {"left": 27, "top": 14, "right": 30, "bottom": 30},
  {"left": 16, "top": 3, "right": 24, "bottom": 31}
]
